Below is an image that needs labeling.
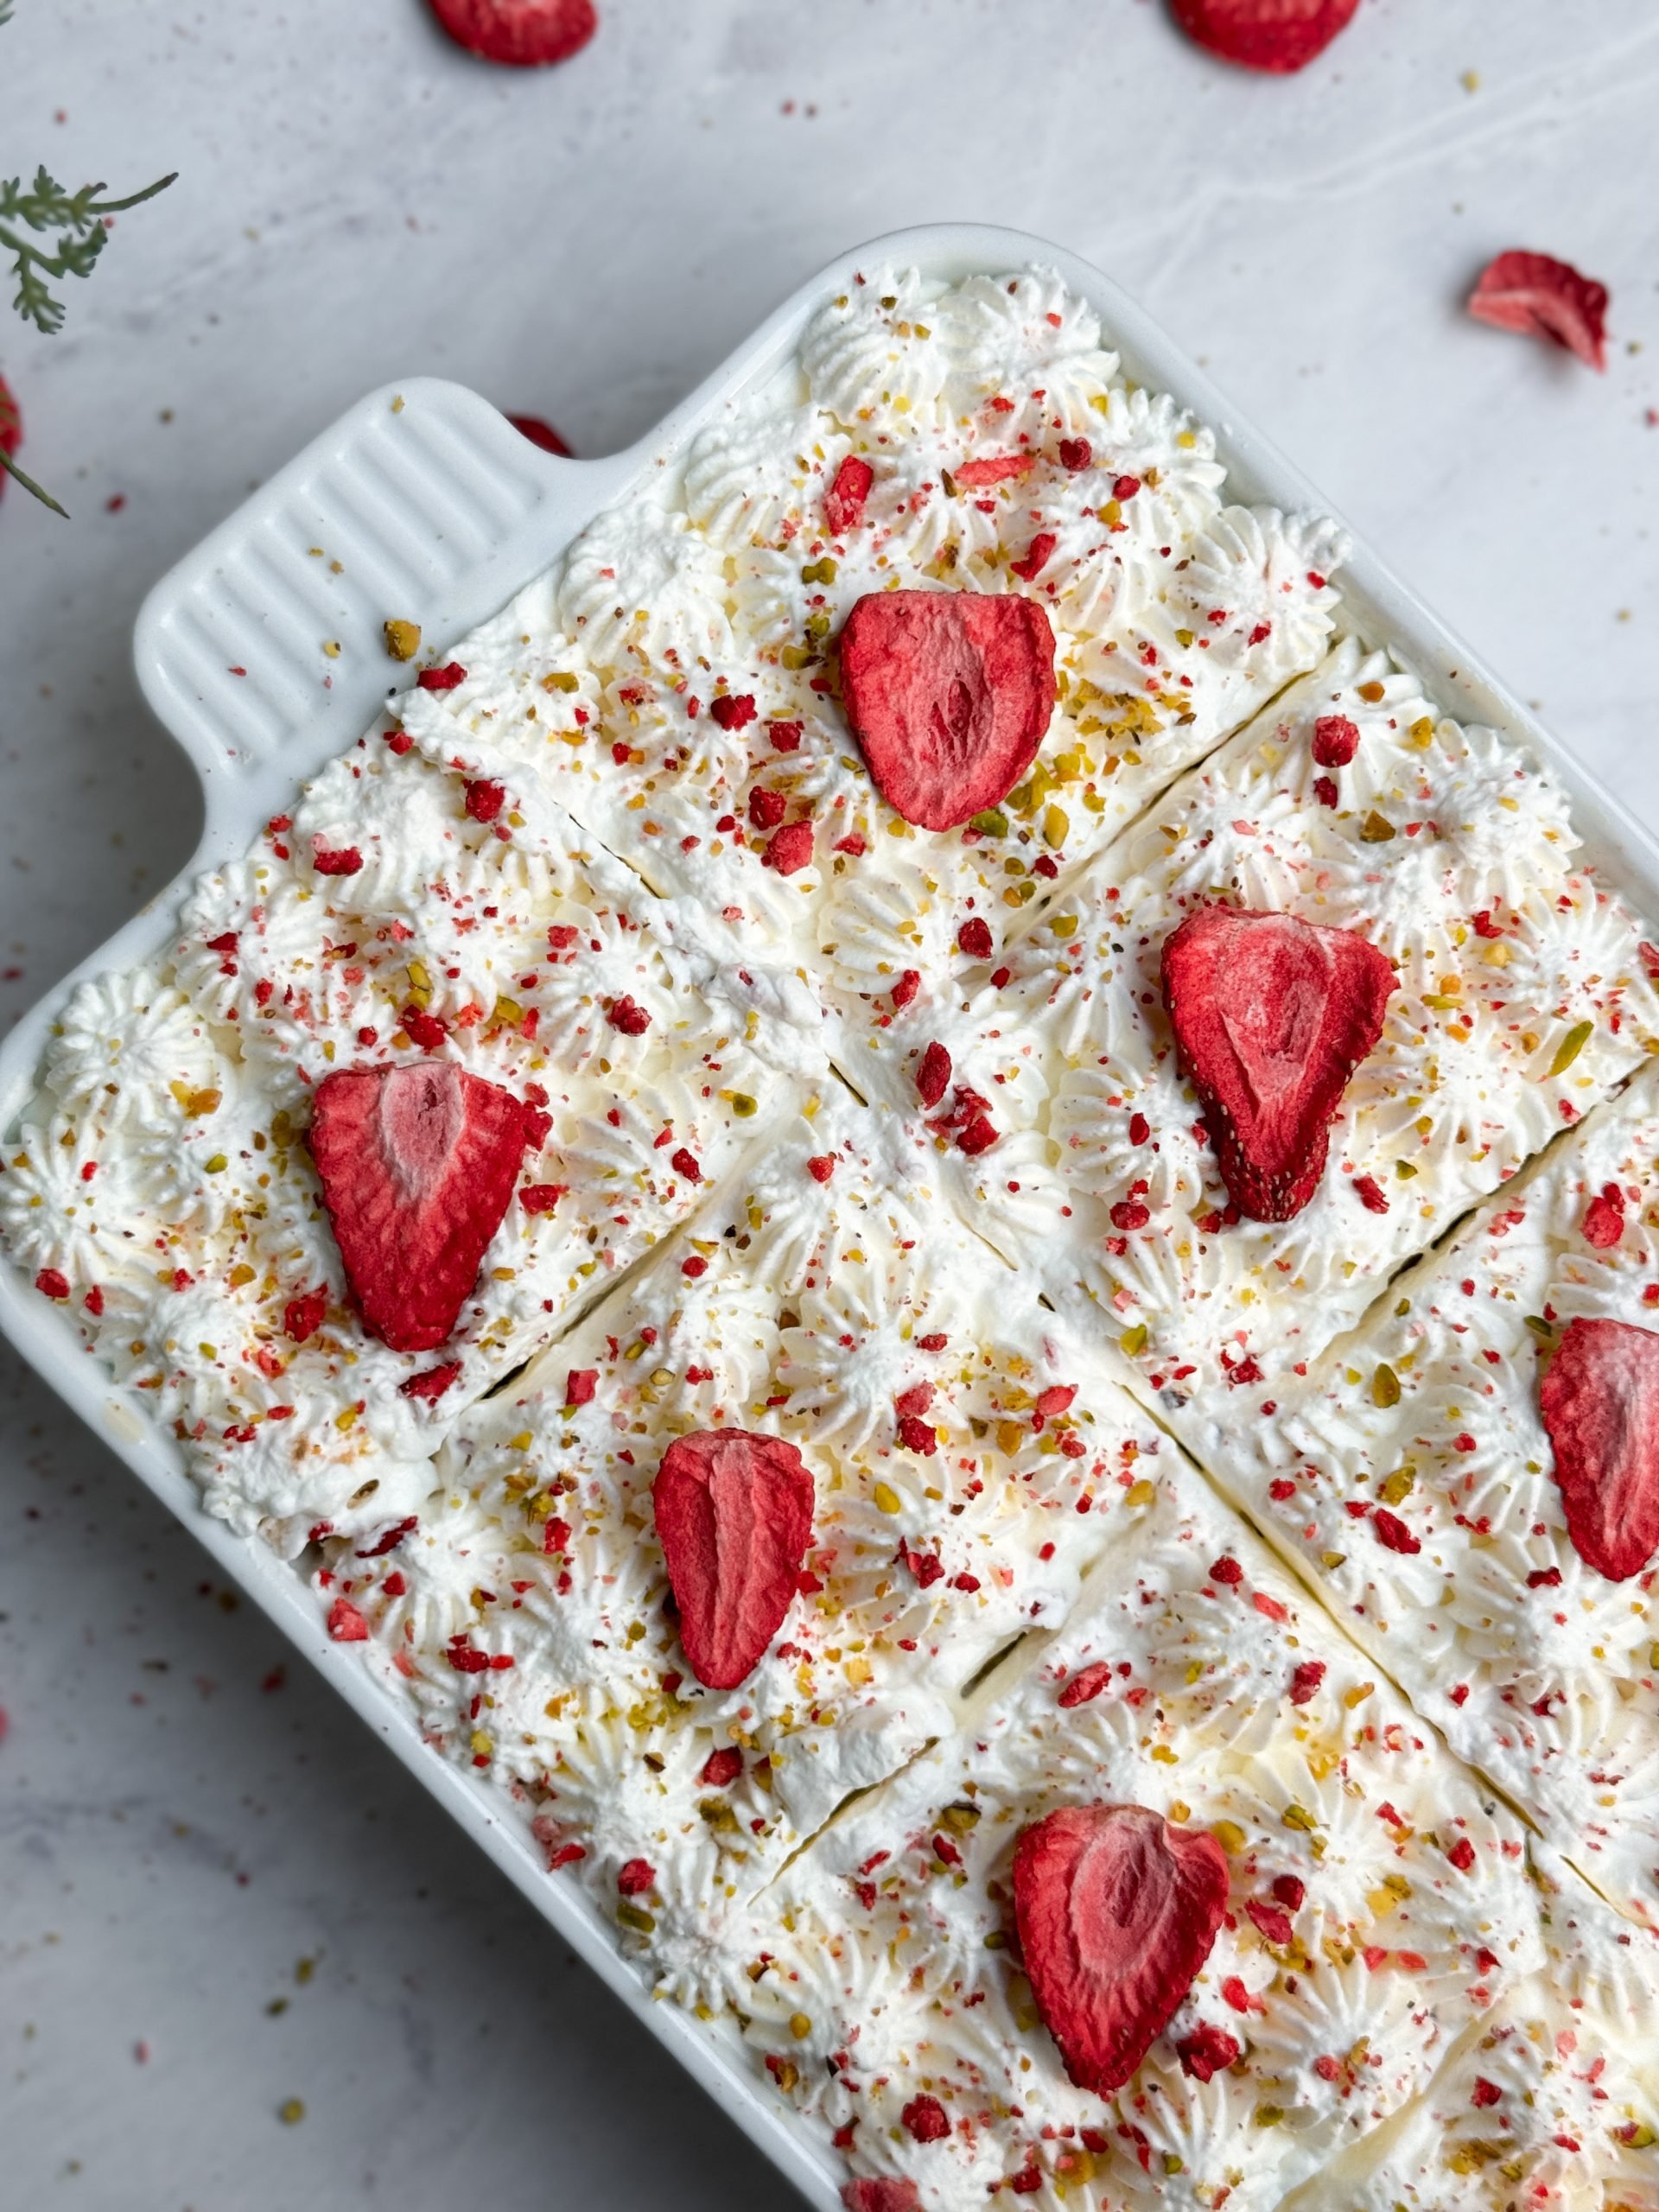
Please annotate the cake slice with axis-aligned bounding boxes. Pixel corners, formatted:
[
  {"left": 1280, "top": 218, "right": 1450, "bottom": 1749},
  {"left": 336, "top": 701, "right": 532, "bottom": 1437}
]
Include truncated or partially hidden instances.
[
  {"left": 912, "top": 635, "right": 1659, "bottom": 1400},
  {"left": 317, "top": 1097, "right": 1179, "bottom": 1967},
  {"left": 0, "top": 735, "right": 820, "bottom": 1549},
  {"left": 1183, "top": 1064, "right": 1659, "bottom": 1930},
  {"left": 728, "top": 1430, "right": 1542, "bottom": 2212}
]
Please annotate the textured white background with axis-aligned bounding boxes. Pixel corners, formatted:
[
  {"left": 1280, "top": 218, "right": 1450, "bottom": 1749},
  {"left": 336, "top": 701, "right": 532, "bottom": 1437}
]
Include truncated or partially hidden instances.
[{"left": 3, "top": 3, "right": 1658, "bottom": 2206}]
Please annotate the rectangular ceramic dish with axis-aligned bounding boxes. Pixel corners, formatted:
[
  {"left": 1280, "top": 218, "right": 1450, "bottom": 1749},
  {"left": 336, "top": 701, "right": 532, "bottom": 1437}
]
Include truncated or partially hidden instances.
[{"left": 5, "top": 221, "right": 1659, "bottom": 2211}]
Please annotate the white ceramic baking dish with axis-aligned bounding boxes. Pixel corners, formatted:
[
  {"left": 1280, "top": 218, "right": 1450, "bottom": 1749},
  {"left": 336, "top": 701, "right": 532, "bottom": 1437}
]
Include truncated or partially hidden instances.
[{"left": 5, "top": 222, "right": 1659, "bottom": 2211}]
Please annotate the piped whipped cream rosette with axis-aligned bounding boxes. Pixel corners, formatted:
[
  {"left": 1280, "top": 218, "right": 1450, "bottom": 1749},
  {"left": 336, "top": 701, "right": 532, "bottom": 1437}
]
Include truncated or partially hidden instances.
[
  {"left": 395, "top": 265, "right": 1346, "bottom": 1014},
  {"left": 1287, "top": 1849, "right": 1659, "bottom": 2212},
  {"left": 0, "top": 736, "right": 819, "bottom": 1550},
  {"left": 728, "top": 1451, "right": 1541, "bottom": 2212},
  {"left": 913, "top": 635, "right": 1659, "bottom": 1401},
  {"left": 1183, "top": 1063, "right": 1659, "bottom": 1931},
  {"left": 317, "top": 1098, "right": 1177, "bottom": 1958}
]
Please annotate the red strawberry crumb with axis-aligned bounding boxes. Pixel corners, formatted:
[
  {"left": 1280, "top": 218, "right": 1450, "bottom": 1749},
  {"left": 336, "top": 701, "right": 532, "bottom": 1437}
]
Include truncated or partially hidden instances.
[
  {"left": 1352, "top": 1173, "right": 1389, "bottom": 1213},
  {"left": 401, "top": 1005, "right": 448, "bottom": 1051},
  {"left": 543, "top": 1516, "right": 571, "bottom": 1555},
  {"left": 895, "top": 1382, "right": 934, "bottom": 1418},
  {"left": 1271, "top": 1873, "right": 1306, "bottom": 1910},
  {"left": 385, "top": 728, "right": 415, "bottom": 753},
  {"left": 616, "top": 1858, "right": 656, "bottom": 1897},
  {"left": 840, "top": 590, "right": 1057, "bottom": 830},
  {"left": 519, "top": 1183, "right": 566, "bottom": 1215},
  {"left": 1582, "top": 1184, "right": 1626, "bottom": 1248},
  {"left": 400, "top": 1361, "right": 462, "bottom": 1402},
  {"left": 566, "top": 1369, "right": 596, "bottom": 1406},
  {"left": 823, "top": 454, "right": 874, "bottom": 534},
  {"left": 891, "top": 969, "right": 921, "bottom": 1011},
  {"left": 957, "top": 1115, "right": 997, "bottom": 1157},
  {"left": 1128, "top": 1112, "right": 1151, "bottom": 1145},
  {"left": 711, "top": 693, "right": 756, "bottom": 732},
  {"left": 314, "top": 845, "right": 364, "bottom": 875},
  {"left": 1469, "top": 251, "right": 1610, "bottom": 372},
  {"left": 1312, "top": 715, "right": 1360, "bottom": 767},
  {"left": 698, "top": 1746, "right": 744, "bottom": 1789},
  {"left": 1009, "top": 531, "right": 1057, "bottom": 582},
  {"left": 464, "top": 779, "right": 505, "bottom": 823},
  {"left": 1058, "top": 1661, "right": 1112, "bottom": 1708},
  {"left": 899, "top": 1543, "right": 944, "bottom": 1588},
  {"left": 508, "top": 414, "right": 573, "bottom": 455},
  {"left": 1374, "top": 1509, "right": 1421, "bottom": 1554},
  {"left": 898, "top": 1414, "right": 938, "bottom": 1455},
  {"left": 806, "top": 1155, "right": 836, "bottom": 1184},
  {"left": 284, "top": 1287, "right": 327, "bottom": 1342},
  {"left": 604, "top": 993, "right": 652, "bottom": 1036},
  {"left": 355, "top": 1516, "right": 419, "bottom": 1558},
  {"left": 917, "top": 1041, "right": 952, "bottom": 1108},
  {"left": 1113, "top": 475, "right": 1142, "bottom": 501},
  {"left": 768, "top": 720, "right": 803, "bottom": 753},
  {"left": 1170, "top": 0, "right": 1359, "bottom": 73},
  {"left": 680, "top": 1255, "right": 708, "bottom": 1279},
  {"left": 1058, "top": 438, "right": 1092, "bottom": 471},
  {"left": 34, "top": 1268, "right": 69, "bottom": 1300},
  {"left": 957, "top": 917, "right": 994, "bottom": 958},
  {"left": 327, "top": 1598, "right": 369, "bottom": 1642},
  {"left": 1446, "top": 1836, "right": 1478, "bottom": 1872},
  {"left": 670, "top": 1147, "right": 701, "bottom": 1183},
  {"left": 1313, "top": 774, "right": 1339, "bottom": 809},
  {"left": 1035, "top": 1385, "right": 1076, "bottom": 1418},
  {"left": 953, "top": 454, "right": 1033, "bottom": 486},
  {"left": 1176, "top": 2023, "right": 1241, "bottom": 2082},
  {"left": 1246, "top": 1898, "right": 1294, "bottom": 1947},
  {"left": 900, "top": 2095, "right": 950, "bottom": 2144},
  {"left": 763, "top": 820, "right": 814, "bottom": 874},
  {"left": 1110, "top": 1199, "right": 1150, "bottom": 1230},
  {"left": 1471, "top": 2077, "right": 1503, "bottom": 2107},
  {"left": 84, "top": 1286, "right": 105, "bottom": 1317},
  {"left": 748, "top": 785, "right": 787, "bottom": 830},
  {"left": 416, "top": 662, "right": 467, "bottom": 690},
  {"left": 1288, "top": 1659, "right": 1326, "bottom": 1706},
  {"left": 918, "top": 1333, "right": 948, "bottom": 1351},
  {"left": 1007, "top": 2173, "right": 1042, "bottom": 2199}
]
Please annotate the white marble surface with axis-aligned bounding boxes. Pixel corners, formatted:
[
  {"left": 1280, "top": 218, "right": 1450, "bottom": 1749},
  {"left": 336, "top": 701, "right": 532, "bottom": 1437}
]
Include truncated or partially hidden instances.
[{"left": 3, "top": 2, "right": 1659, "bottom": 2204}]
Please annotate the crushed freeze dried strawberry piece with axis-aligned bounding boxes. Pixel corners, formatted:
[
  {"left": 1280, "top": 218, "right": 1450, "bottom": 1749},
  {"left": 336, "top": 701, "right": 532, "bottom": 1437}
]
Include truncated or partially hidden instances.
[
  {"left": 1471, "top": 2075, "right": 1503, "bottom": 2107},
  {"left": 616, "top": 1857, "right": 655, "bottom": 1896},
  {"left": 899, "top": 1541, "right": 944, "bottom": 1587},
  {"left": 1176, "top": 2023, "right": 1241, "bottom": 2082},
  {"left": 840, "top": 590, "right": 1057, "bottom": 830},
  {"left": 1373, "top": 1508, "right": 1421, "bottom": 1555},
  {"left": 1058, "top": 1661, "right": 1112, "bottom": 1708},
  {"left": 898, "top": 1414, "right": 938, "bottom": 1455},
  {"left": 895, "top": 1382, "right": 934, "bottom": 1417},
  {"left": 1312, "top": 714, "right": 1360, "bottom": 767},
  {"left": 0, "top": 374, "right": 21, "bottom": 500},
  {"left": 84, "top": 1286, "right": 105, "bottom": 1317},
  {"left": 1312, "top": 774, "right": 1338, "bottom": 810},
  {"left": 900, "top": 2094, "right": 950, "bottom": 2143},
  {"left": 1009, "top": 531, "right": 1057, "bottom": 582},
  {"left": 566, "top": 1368, "right": 597, "bottom": 1405},
  {"left": 355, "top": 1516, "right": 419, "bottom": 1559},
  {"left": 34, "top": 1268, "right": 69, "bottom": 1300},
  {"left": 1162, "top": 905, "right": 1393, "bottom": 1222},
  {"left": 283, "top": 1287, "right": 327, "bottom": 1342},
  {"left": 823, "top": 454, "right": 874, "bottom": 533},
  {"left": 401, "top": 1005, "right": 448, "bottom": 1051},
  {"left": 464, "top": 778, "right": 505, "bottom": 823},
  {"left": 1110, "top": 1198, "right": 1150, "bottom": 1230},
  {"left": 416, "top": 662, "right": 467, "bottom": 690},
  {"left": 1446, "top": 1836, "right": 1478, "bottom": 1872},
  {"left": 806, "top": 1154, "right": 836, "bottom": 1184},
  {"left": 1351, "top": 1173, "right": 1389, "bottom": 1214},
  {"left": 313, "top": 844, "right": 364, "bottom": 876},
  {"left": 1014, "top": 1804, "right": 1228, "bottom": 2094},
  {"left": 957, "top": 917, "right": 994, "bottom": 957},
  {"left": 711, "top": 692, "right": 756, "bottom": 731},
  {"left": 605, "top": 993, "right": 652, "bottom": 1034},
  {"left": 917, "top": 1040, "right": 952, "bottom": 1108},
  {"left": 891, "top": 969, "right": 920, "bottom": 1011},
  {"left": 1271, "top": 1872, "right": 1306, "bottom": 1910},
  {"left": 670, "top": 1146, "right": 701, "bottom": 1182},
  {"left": 400, "top": 1361, "right": 462, "bottom": 1402},
  {"left": 1058, "top": 436, "right": 1092, "bottom": 471},
  {"left": 1170, "top": 0, "right": 1360, "bottom": 74},
  {"left": 427, "top": 0, "right": 597, "bottom": 66},
  {"left": 653, "top": 1429, "right": 814, "bottom": 1689},
  {"left": 1581, "top": 1182, "right": 1626, "bottom": 1248},
  {"left": 747, "top": 785, "right": 787, "bottom": 830},
  {"left": 698, "top": 1745, "right": 744, "bottom": 1789},
  {"left": 763, "top": 820, "right": 814, "bottom": 874},
  {"left": 1288, "top": 1658, "right": 1326, "bottom": 1705},
  {"left": 1210, "top": 1554, "right": 1244, "bottom": 1586},
  {"left": 840, "top": 2183, "right": 920, "bottom": 2212},
  {"left": 327, "top": 1598, "right": 369, "bottom": 1642},
  {"left": 1246, "top": 1897, "right": 1294, "bottom": 1947},
  {"left": 308, "top": 1063, "right": 536, "bottom": 1351},
  {"left": 767, "top": 721, "right": 803, "bottom": 754},
  {"left": 1469, "top": 251, "right": 1609, "bottom": 372},
  {"left": 957, "top": 1112, "right": 998, "bottom": 1157},
  {"left": 508, "top": 413, "right": 572, "bottom": 455},
  {"left": 1540, "top": 1316, "right": 1659, "bottom": 1580},
  {"left": 519, "top": 1183, "right": 566, "bottom": 1215}
]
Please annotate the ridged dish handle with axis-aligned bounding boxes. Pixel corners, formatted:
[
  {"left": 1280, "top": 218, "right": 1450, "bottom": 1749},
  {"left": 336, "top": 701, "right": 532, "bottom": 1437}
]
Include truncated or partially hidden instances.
[{"left": 132, "top": 378, "right": 629, "bottom": 847}]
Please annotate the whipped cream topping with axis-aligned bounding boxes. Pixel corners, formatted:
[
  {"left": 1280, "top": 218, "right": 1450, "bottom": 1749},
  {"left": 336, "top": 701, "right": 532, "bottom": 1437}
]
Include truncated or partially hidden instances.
[
  {"left": 0, "top": 736, "right": 819, "bottom": 1549},
  {"left": 397, "top": 265, "right": 1346, "bottom": 1045},
  {"left": 724, "top": 1450, "right": 1541, "bottom": 2212},
  {"left": 1292, "top": 1850, "right": 1659, "bottom": 2211},
  {"left": 1183, "top": 1062, "right": 1659, "bottom": 1931},
  {"left": 322, "top": 1096, "right": 1176, "bottom": 1953},
  {"left": 925, "top": 636, "right": 1659, "bottom": 1400}
]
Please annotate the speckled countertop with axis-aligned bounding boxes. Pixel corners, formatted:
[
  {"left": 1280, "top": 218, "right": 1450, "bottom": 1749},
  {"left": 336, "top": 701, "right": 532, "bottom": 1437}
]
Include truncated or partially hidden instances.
[{"left": 4, "top": 3, "right": 1659, "bottom": 2205}]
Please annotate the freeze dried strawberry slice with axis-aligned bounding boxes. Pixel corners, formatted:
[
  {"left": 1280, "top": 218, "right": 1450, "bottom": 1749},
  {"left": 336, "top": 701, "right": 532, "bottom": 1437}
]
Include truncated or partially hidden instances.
[
  {"left": 308, "top": 1063, "right": 533, "bottom": 1351},
  {"left": 428, "top": 0, "right": 597, "bottom": 67},
  {"left": 823, "top": 454, "right": 874, "bottom": 534},
  {"left": 1539, "top": 1317, "right": 1659, "bottom": 1581},
  {"left": 841, "top": 2184, "right": 920, "bottom": 2212},
  {"left": 1170, "top": 0, "right": 1359, "bottom": 73},
  {"left": 1469, "top": 251, "right": 1609, "bottom": 372},
  {"left": 1013, "top": 1804, "right": 1230, "bottom": 2095},
  {"left": 839, "top": 590, "right": 1057, "bottom": 831},
  {"left": 652, "top": 1429, "right": 814, "bottom": 1689},
  {"left": 1162, "top": 906, "right": 1394, "bottom": 1222},
  {"left": 508, "top": 413, "right": 572, "bottom": 456}
]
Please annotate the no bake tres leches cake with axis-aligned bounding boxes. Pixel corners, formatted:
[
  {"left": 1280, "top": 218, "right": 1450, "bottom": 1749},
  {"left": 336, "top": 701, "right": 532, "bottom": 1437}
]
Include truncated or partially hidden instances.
[{"left": 5, "top": 264, "right": 1659, "bottom": 2212}]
